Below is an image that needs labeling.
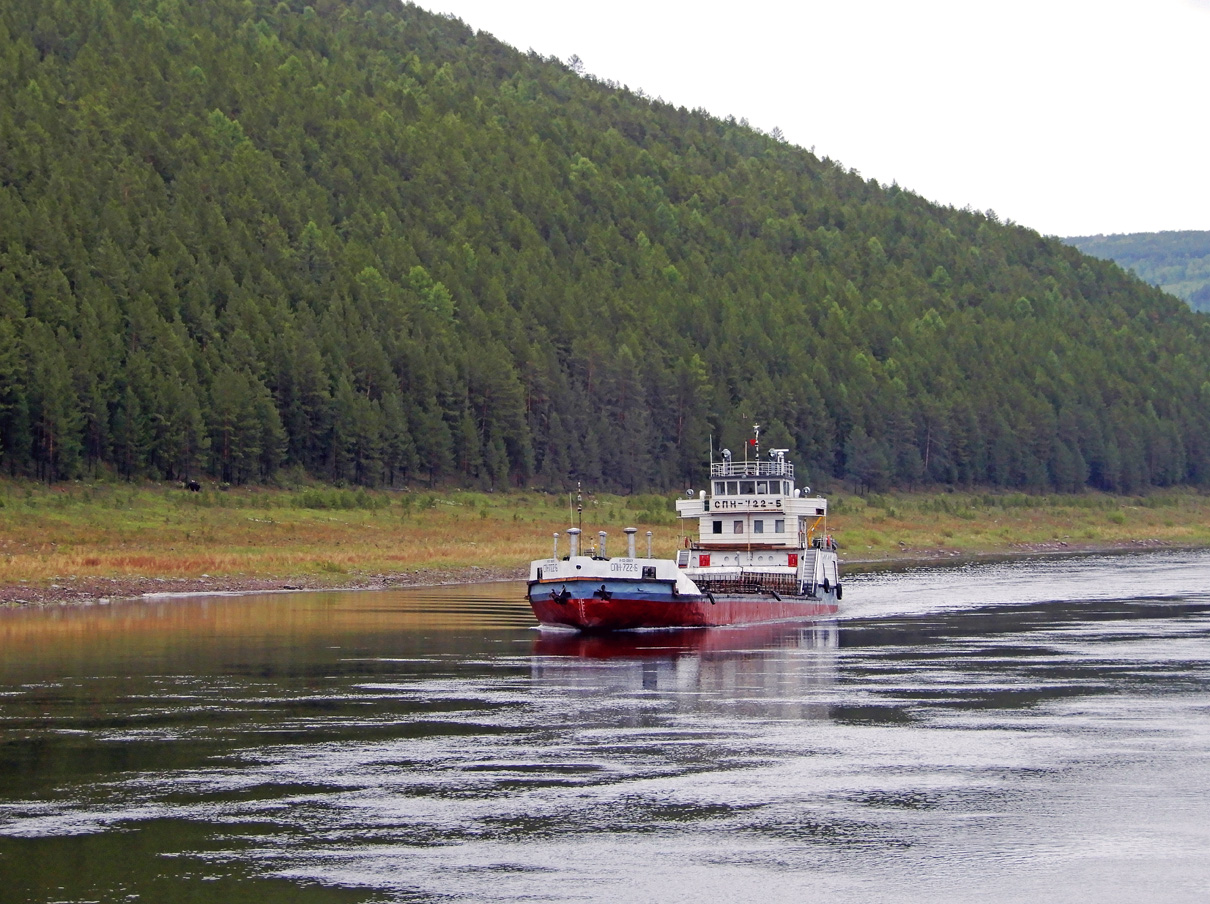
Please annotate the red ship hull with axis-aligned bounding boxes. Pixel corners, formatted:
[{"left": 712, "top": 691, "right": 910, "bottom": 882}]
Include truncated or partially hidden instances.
[{"left": 529, "top": 591, "right": 837, "bottom": 632}]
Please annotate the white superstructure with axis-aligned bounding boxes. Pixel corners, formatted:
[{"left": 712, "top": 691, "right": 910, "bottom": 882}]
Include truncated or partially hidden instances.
[{"left": 674, "top": 439, "right": 840, "bottom": 598}]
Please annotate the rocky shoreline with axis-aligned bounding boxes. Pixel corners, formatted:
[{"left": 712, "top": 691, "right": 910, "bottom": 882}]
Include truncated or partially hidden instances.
[
  {"left": 842, "top": 536, "right": 1174, "bottom": 566},
  {"left": 0, "top": 565, "right": 530, "bottom": 609},
  {"left": 0, "top": 537, "right": 1183, "bottom": 610}
]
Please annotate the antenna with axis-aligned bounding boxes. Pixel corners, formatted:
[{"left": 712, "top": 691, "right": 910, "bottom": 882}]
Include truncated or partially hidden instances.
[{"left": 745, "top": 423, "right": 760, "bottom": 467}]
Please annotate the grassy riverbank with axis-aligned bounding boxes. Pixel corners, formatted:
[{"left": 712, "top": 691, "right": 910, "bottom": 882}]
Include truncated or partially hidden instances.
[
  {"left": 2, "top": 479, "right": 1208, "bottom": 605},
  {"left": 831, "top": 490, "right": 1210, "bottom": 561}
]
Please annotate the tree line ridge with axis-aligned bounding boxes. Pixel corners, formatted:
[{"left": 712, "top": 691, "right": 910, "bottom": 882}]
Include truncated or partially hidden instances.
[{"left": 1064, "top": 231, "right": 1210, "bottom": 313}]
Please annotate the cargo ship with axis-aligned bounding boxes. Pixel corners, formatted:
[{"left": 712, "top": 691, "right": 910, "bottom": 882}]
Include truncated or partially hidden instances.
[{"left": 527, "top": 427, "right": 840, "bottom": 630}]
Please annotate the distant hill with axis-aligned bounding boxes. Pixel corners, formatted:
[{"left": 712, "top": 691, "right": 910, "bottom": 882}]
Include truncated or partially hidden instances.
[
  {"left": 1064, "top": 231, "right": 1210, "bottom": 312},
  {"left": 3, "top": 0, "right": 1210, "bottom": 494}
]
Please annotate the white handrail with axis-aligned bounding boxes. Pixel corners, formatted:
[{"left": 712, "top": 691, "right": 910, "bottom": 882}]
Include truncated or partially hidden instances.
[{"left": 709, "top": 460, "right": 794, "bottom": 478}]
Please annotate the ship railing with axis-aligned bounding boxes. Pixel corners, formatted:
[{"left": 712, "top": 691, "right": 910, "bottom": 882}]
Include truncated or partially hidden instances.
[
  {"left": 709, "top": 460, "right": 794, "bottom": 479},
  {"left": 694, "top": 570, "right": 800, "bottom": 596}
]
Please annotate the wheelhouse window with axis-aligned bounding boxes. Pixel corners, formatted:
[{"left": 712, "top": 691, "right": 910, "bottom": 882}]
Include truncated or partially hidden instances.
[
  {"left": 733, "top": 520, "right": 744, "bottom": 534},
  {"left": 713, "top": 481, "right": 726, "bottom": 495},
  {"left": 739, "top": 480, "right": 755, "bottom": 494},
  {"left": 726, "top": 481, "right": 738, "bottom": 495},
  {"left": 756, "top": 480, "right": 768, "bottom": 494}
]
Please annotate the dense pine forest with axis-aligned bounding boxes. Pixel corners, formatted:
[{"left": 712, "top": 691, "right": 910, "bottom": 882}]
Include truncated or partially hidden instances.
[
  {"left": 1065, "top": 231, "right": 1210, "bottom": 313},
  {"left": 3, "top": 0, "right": 1210, "bottom": 494}
]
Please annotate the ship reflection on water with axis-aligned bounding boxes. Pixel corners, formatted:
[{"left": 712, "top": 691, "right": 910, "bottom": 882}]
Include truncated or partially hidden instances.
[{"left": 532, "top": 620, "right": 839, "bottom": 720}]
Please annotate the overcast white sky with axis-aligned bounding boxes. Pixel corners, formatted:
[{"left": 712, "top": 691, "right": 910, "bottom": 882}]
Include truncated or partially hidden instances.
[{"left": 419, "top": 0, "right": 1208, "bottom": 238}]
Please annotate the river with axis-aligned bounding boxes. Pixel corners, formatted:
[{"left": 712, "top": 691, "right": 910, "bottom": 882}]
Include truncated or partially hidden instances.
[{"left": 3, "top": 550, "right": 1210, "bottom": 903}]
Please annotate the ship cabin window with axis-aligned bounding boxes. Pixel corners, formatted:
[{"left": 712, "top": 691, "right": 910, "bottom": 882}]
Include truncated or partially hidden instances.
[
  {"left": 775, "top": 519, "right": 785, "bottom": 533},
  {"left": 753, "top": 519, "right": 764, "bottom": 534},
  {"left": 726, "top": 481, "right": 738, "bottom": 495},
  {"left": 756, "top": 481, "right": 768, "bottom": 494},
  {"left": 733, "top": 520, "right": 744, "bottom": 534},
  {"left": 712, "top": 520, "right": 723, "bottom": 534},
  {"left": 713, "top": 481, "right": 726, "bottom": 495},
  {"left": 739, "top": 480, "right": 756, "bottom": 495}
]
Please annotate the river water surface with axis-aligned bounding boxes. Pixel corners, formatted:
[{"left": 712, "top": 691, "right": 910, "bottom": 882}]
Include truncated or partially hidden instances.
[{"left": 3, "top": 551, "right": 1210, "bottom": 903}]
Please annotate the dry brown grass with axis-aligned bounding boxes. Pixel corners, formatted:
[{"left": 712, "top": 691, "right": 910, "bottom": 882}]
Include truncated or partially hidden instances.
[
  {"left": 1, "top": 481, "right": 1207, "bottom": 590},
  {"left": 829, "top": 490, "right": 1210, "bottom": 561},
  {"left": 0, "top": 481, "right": 679, "bottom": 588}
]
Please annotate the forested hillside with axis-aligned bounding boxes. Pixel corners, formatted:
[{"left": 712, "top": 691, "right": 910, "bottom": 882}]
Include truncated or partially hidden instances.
[
  {"left": 1065, "top": 231, "right": 1210, "bottom": 313},
  {"left": 4, "top": 0, "right": 1210, "bottom": 493}
]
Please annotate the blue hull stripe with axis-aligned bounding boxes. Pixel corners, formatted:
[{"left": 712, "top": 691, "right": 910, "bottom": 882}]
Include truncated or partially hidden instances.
[{"left": 529, "top": 581, "right": 686, "bottom": 605}]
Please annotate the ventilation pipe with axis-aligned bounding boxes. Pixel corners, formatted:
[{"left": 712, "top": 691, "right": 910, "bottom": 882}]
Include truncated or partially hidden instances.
[
  {"left": 646, "top": 531, "right": 653, "bottom": 558},
  {"left": 552, "top": 533, "right": 559, "bottom": 560},
  {"left": 598, "top": 531, "right": 607, "bottom": 558},
  {"left": 624, "top": 527, "right": 638, "bottom": 558},
  {"left": 567, "top": 528, "right": 581, "bottom": 558}
]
